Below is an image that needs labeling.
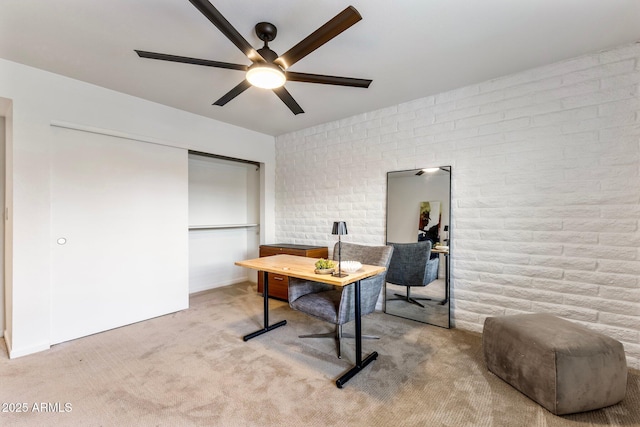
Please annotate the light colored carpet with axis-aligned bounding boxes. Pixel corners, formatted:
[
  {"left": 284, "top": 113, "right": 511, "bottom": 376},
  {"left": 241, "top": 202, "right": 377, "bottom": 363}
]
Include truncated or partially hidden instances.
[{"left": 1, "top": 282, "right": 638, "bottom": 427}]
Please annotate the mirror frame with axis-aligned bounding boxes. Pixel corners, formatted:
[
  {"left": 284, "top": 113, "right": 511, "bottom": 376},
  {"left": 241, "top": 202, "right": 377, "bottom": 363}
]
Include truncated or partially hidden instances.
[{"left": 384, "top": 166, "right": 451, "bottom": 328}]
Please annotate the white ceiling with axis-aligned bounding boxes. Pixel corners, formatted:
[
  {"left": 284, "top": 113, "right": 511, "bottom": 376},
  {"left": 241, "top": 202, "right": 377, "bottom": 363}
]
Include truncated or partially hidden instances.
[{"left": 2, "top": 0, "right": 640, "bottom": 136}]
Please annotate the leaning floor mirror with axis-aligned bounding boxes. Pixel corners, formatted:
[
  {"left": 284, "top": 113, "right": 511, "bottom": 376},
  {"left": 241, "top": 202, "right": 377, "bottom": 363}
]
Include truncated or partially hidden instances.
[{"left": 384, "top": 166, "right": 451, "bottom": 328}]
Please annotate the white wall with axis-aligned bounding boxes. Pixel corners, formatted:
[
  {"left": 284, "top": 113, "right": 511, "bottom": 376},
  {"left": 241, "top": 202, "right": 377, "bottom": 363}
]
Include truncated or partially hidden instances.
[
  {"left": 188, "top": 154, "right": 260, "bottom": 293},
  {"left": 188, "top": 155, "right": 259, "bottom": 226},
  {"left": 1, "top": 97, "right": 12, "bottom": 347},
  {"left": 0, "top": 116, "right": 5, "bottom": 338},
  {"left": 275, "top": 42, "right": 640, "bottom": 370},
  {"left": 0, "top": 58, "right": 275, "bottom": 358}
]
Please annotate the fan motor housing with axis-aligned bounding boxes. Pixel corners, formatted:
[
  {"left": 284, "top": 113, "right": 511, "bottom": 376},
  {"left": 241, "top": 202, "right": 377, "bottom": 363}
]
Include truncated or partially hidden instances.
[{"left": 255, "top": 22, "right": 277, "bottom": 42}]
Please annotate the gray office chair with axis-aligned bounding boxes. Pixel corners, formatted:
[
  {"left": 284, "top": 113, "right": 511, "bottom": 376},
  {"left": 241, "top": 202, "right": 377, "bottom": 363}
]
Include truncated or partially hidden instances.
[
  {"left": 288, "top": 242, "right": 394, "bottom": 358},
  {"left": 386, "top": 240, "right": 440, "bottom": 307}
]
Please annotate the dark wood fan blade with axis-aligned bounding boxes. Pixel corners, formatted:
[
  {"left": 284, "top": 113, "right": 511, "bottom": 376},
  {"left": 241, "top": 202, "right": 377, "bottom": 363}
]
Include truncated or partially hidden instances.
[
  {"left": 274, "top": 6, "right": 361, "bottom": 69},
  {"left": 272, "top": 87, "right": 304, "bottom": 115},
  {"left": 135, "top": 50, "right": 248, "bottom": 71},
  {"left": 286, "top": 71, "right": 371, "bottom": 88},
  {"left": 188, "top": 0, "right": 263, "bottom": 62},
  {"left": 213, "top": 80, "right": 252, "bottom": 106}
]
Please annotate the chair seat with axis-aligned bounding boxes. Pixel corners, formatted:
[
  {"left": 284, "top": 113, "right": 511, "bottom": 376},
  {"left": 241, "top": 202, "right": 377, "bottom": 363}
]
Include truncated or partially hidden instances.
[{"left": 290, "top": 290, "right": 341, "bottom": 324}]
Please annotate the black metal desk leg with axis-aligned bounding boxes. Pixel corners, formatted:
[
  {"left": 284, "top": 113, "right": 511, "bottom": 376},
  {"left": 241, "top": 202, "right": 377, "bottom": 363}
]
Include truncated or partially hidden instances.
[
  {"left": 243, "top": 271, "right": 286, "bottom": 341},
  {"left": 335, "top": 280, "right": 378, "bottom": 388},
  {"left": 355, "top": 278, "right": 362, "bottom": 365},
  {"left": 441, "top": 253, "right": 449, "bottom": 305}
]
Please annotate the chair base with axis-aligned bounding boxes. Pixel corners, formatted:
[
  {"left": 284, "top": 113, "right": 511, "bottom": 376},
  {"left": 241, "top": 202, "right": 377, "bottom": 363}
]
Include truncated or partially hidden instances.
[
  {"left": 388, "top": 293, "right": 433, "bottom": 308},
  {"left": 388, "top": 286, "right": 446, "bottom": 307},
  {"left": 299, "top": 325, "right": 378, "bottom": 359}
]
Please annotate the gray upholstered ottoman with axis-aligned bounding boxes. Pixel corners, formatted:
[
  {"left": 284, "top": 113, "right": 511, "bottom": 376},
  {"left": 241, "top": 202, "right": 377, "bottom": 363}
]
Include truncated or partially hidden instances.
[{"left": 482, "top": 313, "right": 627, "bottom": 415}]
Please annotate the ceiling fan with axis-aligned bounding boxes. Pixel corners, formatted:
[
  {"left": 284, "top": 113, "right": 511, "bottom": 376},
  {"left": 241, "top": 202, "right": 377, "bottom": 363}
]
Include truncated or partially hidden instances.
[{"left": 135, "top": 0, "right": 372, "bottom": 115}]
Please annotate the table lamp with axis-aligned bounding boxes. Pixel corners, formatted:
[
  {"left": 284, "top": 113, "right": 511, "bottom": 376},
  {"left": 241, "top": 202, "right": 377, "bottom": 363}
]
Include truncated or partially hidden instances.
[{"left": 332, "top": 221, "right": 348, "bottom": 277}]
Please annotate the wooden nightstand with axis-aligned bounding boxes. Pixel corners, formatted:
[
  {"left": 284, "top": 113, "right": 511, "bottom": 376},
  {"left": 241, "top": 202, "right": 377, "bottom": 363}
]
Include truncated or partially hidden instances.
[{"left": 257, "top": 244, "right": 329, "bottom": 301}]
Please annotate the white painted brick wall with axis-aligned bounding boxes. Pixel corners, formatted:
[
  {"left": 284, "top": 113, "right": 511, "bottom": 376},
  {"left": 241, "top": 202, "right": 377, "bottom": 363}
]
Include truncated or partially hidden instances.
[{"left": 275, "top": 42, "right": 640, "bottom": 370}]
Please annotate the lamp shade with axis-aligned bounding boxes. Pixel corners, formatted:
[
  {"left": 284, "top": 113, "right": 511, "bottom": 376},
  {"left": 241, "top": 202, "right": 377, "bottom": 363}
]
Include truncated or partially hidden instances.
[
  {"left": 332, "top": 221, "right": 348, "bottom": 235},
  {"left": 246, "top": 63, "right": 286, "bottom": 89}
]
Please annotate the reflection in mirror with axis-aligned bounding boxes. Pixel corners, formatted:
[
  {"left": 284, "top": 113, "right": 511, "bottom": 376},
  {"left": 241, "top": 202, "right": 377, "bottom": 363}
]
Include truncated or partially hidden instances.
[{"left": 385, "top": 167, "right": 451, "bottom": 328}]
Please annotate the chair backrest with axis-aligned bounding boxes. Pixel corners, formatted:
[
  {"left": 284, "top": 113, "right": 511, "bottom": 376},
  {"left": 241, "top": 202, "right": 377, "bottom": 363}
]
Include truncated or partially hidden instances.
[
  {"left": 332, "top": 241, "right": 393, "bottom": 267},
  {"left": 333, "top": 242, "right": 394, "bottom": 324},
  {"left": 386, "top": 241, "right": 433, "bottom": 287}
]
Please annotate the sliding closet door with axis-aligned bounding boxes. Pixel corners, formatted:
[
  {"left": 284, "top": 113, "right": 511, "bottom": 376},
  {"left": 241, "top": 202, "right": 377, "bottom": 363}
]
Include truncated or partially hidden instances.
[{"left": 50, "top": 127, "right": 188, "bottom": 344}]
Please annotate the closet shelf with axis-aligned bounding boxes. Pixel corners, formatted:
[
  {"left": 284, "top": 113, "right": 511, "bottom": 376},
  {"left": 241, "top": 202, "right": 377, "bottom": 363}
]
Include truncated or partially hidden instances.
[{"left": 189, "top": 224, "right": 259, "bottom": 230}]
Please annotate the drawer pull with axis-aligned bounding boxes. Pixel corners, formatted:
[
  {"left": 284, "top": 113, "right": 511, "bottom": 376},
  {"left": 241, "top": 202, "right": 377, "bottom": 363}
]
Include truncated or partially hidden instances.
[{"left": 273, "top": 276, "right": 284, "bottom": 281}]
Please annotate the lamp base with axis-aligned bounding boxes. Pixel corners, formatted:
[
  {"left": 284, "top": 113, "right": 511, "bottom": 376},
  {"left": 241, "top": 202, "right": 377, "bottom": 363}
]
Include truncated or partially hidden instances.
[{"left": 332, "top": 272, "right": 349, "bottom": 278}]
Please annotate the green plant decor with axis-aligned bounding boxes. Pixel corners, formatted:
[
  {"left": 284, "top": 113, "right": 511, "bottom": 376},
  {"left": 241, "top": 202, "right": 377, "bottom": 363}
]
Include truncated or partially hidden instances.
[{"left": 315, "top": 258, "right": 336, "bottom": 269}]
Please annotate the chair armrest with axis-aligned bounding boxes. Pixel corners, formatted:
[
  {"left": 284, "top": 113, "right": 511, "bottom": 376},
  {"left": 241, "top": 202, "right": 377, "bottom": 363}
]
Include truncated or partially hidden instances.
[{"left": 425, "top": 257, "right": 439, "bottom": 284}]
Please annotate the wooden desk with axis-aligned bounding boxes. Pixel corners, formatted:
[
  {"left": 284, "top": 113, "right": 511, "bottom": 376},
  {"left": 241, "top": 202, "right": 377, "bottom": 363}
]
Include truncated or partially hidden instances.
[
  {"left": 257, "top": 244, "right": 328, "bottom": 300},
  {"left": 235, "top": 254, "right": 386, "bottom": 388}
]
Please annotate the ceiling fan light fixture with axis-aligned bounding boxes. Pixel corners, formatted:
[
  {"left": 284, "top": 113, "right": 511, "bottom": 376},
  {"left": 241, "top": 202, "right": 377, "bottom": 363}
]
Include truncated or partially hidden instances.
[
  {"left": 136, "top": 4, "right": 369, "bottom": 114},
  {"left": 246, "top": 63, "right": 286, "bottom": 89}
]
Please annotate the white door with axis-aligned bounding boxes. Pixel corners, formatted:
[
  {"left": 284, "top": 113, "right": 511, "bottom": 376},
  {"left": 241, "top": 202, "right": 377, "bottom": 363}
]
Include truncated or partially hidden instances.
[{"left": 51, "top": 127, "right": 188, "bottom": 344}]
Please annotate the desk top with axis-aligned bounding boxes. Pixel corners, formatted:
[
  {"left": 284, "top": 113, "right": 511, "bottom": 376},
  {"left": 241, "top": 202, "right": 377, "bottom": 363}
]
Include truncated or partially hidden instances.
[{"left": 235, "top": 254, "right": 386, "bottom": 287}]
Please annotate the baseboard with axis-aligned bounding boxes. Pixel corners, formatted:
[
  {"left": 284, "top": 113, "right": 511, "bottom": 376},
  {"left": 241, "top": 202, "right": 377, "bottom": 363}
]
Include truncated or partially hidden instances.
[
  {"left": 8, "top": 339, "right": 50, "bottom": 359},
  {"left": 2, "top": 329, "right": 11, "bottom": 355},
  {"left": 189, "top": 276, "right": 252, "bottom": 294}
]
